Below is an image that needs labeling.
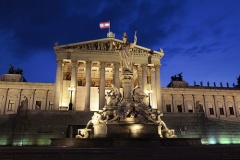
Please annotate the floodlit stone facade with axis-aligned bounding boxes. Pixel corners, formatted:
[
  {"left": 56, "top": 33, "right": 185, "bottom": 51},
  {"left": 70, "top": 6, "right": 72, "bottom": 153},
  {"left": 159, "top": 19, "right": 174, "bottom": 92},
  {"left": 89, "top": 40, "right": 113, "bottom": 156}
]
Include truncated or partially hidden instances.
[
  {"left": 53, "top": 33, "right": 163, "bottom": 111},
  {"left": 0, "top": 81, "right": 55, "bottom": 115},
  {"left": 162, "top": 87, "right": 240, "bottom": 120},
  {"left": 0, "top": 33, "right": 240, "bottom": 122}
]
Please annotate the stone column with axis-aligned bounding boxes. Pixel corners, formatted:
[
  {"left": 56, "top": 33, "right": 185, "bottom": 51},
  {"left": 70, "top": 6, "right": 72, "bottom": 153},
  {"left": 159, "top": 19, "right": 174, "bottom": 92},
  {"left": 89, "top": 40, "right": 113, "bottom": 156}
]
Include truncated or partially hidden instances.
[
  {"left": 192, "top": 94, "right": 196, "bottom": 113},
  {"left": 30, "top": 89, "right": 36, "bottom": 110},
  {"left": 213, "top": 95, "right": 218, "bottom": 118},
  {"left": 2, "top": 89, "right": 9, "bottom": 114},
  {"left": 223, "top": 95, "right": 228, "bottom": 117},
  {"left": 54, "top": 59, "right": 63, "bottom": 110},
  {"left": 70, "top": 60, "right": 78, "bottom": 110},
  {"left": 203, "top": 95, "right": 207, "bottom": 117},
  {"left": 99, "top": 61, "right": 106, "bottom": 110},
  {"left": 0, "top": 95, "right": 4, "bottom": 114},
  {"left": 114, "top": 62, "right": 120, "bottom": 89},
  {"left": 17, "top": 89, "right": 23, "bottom": 108},
  {"left": 150, "top": 67, "right": 157, "bottom": 109},
  {"left": 84, "top": 60, "right": 92, "bottom": 111},
  {"left": 171, "top": 94, "right": 175, "bottom": 113},
  {"left": 43, "top": 90, "right": 49, "bottom": 110},
  {"left": 137, "top": 66, "right": 142, "bottom": 87},
  {"left": 182, "top": 94, "right": 187, "bottom": 113},
  {"left": 141, "top": 64, "right": 148, "bottom": 92},
  {"left": 233, "top": 96, "right": 239, "bottom": 117},
  {"left": 112, "top": 65, "right": 115, "bottom": 87},
  {"left": 155, "top": 64, "right": 162, "bottom": 111}
]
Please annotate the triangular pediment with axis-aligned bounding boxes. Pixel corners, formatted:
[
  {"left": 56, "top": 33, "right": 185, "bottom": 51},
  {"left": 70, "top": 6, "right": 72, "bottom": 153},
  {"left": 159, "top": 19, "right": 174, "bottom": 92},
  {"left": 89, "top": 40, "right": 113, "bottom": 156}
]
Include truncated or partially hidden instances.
[{"left": 54, "top": 37, "right": 163, "bottom": 57}]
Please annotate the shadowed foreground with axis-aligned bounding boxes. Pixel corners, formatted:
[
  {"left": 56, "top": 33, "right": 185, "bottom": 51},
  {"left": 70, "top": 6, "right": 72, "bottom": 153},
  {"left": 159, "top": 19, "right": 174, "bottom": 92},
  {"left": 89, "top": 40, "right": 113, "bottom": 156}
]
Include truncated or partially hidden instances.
[{"left": 1, "top": 145, "right": 240, "bottom": 160}]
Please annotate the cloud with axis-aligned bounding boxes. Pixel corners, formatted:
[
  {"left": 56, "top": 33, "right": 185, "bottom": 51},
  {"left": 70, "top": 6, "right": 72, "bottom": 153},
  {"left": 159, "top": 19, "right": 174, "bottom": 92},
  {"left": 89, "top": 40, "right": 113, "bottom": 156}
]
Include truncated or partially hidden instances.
[{"left": 1, "top": 0, "right": 240, "bottom": 86}]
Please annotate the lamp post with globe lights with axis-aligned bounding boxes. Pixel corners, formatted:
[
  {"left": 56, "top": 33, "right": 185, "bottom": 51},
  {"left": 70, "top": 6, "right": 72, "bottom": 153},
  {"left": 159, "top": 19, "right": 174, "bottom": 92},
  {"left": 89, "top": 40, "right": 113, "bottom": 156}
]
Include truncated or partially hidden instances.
[
  {"left": 68, "top": 86, "right": 75, "bottom": 111},
  {"left": 146, "top": 89, "right": 153, "bottom": 108}
]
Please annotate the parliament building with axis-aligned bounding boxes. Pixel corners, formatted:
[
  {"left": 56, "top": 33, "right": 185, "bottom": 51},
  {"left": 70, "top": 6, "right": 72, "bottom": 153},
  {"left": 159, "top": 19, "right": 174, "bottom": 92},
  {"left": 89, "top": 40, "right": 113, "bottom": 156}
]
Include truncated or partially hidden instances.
[{"left": 0, "top": 31, "right": 240, "bottom": 145}]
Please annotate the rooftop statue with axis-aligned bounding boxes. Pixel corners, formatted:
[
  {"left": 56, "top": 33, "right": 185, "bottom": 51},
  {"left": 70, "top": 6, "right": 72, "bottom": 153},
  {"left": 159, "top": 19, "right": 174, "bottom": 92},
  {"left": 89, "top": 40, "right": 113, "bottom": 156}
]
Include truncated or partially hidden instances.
[
  {"left": 119, "top": 31, "right": 137, "bottom": 72},
  {"left": 1, "top": 64, "right": 26, "bottom": 82},
  {"left": 171, "top": 72, "right": 183, "bottom": 81},
  {"left": 237, "top": 75, "right": 240, "bottom": 85},
  {"left": 8, "top": 64, "right": 15, "bottom": 74},
  {"left": 8, "top": 64, "right": 23, "bottom": 75}
]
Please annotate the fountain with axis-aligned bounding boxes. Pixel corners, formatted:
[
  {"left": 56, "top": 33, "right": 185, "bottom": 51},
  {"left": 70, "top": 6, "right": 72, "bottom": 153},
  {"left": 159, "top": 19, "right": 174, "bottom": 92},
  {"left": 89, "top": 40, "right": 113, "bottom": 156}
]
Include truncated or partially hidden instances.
[{"left": 50, "top": 32, "right": 201, "bottom": 147}]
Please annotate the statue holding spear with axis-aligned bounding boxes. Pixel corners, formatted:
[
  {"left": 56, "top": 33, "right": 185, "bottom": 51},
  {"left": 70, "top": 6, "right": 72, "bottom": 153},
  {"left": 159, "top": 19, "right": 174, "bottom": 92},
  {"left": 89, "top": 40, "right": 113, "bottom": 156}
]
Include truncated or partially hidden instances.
[{"left": 119, "top": 30, "right": 137, "bottom": 72}]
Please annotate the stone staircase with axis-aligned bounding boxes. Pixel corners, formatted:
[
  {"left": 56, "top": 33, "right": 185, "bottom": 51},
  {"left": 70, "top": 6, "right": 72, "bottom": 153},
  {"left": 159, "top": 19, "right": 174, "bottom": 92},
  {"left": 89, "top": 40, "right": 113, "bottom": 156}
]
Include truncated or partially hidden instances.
[
  {"left": 162, "top": 113, "right": 240, "bottom": 144},
  {"left": 1, "top": 110, "right": 240, "bottom": 146}
]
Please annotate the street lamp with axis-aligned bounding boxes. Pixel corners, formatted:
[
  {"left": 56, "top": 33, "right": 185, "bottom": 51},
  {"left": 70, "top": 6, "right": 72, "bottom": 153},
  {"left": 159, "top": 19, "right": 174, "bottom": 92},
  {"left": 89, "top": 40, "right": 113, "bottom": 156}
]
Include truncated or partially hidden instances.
[
  {"left": 68, "top": 86, "right": 75, "bottom": 111},
  {"left": 146, "top": 89, "right": 153, "bottom": 108}
]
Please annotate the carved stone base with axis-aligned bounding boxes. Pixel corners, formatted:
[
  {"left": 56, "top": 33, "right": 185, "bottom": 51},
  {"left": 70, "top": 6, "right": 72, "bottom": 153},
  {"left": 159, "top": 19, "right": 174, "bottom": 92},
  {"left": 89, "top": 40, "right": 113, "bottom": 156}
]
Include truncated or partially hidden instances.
[
  {"left": 50, "top": 138, "right": 202, "bottom": 147},
  {"left": 1, "top": 74, "right": 24, "bottom": 82},
  {"left": 93, "top": 123, "right": 160, "bottom": 138},
  {"left": 121, "top": 74, "right": 134, "bottom": 102}
]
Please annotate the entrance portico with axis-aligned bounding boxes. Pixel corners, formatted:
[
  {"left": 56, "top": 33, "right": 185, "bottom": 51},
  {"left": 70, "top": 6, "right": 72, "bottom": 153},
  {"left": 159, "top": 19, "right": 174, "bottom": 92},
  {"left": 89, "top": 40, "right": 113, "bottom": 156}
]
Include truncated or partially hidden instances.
[{"left": 54, "top": 34, "right": 164, "bottom": 111}]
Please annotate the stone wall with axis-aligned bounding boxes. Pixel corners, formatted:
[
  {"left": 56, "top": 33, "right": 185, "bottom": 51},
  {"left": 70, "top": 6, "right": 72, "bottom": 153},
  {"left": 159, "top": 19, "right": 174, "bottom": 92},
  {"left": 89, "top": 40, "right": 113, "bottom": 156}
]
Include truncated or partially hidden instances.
[
  {"left": 162, "top": 113, "right": 240, "bottom": 144},
  {"left": 0, "top": 110, "right": 93, "bottom": 146},
  {"left": 1, "top": 110, "right": 240, "bottom": 146},
  {"left": 0, "top": 82, "right": 55, "bottom": 115}
]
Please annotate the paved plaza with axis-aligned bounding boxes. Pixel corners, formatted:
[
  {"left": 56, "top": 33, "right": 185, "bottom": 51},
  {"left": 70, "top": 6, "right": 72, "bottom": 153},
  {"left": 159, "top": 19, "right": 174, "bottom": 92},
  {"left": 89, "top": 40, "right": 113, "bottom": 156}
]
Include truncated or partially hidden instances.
[{"left": 1, "top": 145, "right": 240, "bottom": 160}]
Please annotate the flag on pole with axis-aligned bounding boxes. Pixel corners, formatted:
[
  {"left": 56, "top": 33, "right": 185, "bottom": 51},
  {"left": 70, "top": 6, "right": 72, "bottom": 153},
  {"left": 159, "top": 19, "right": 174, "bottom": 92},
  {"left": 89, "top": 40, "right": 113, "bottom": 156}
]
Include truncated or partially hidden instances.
[{"left": 99, "top": 21, "right": 110, "bottom": 29}]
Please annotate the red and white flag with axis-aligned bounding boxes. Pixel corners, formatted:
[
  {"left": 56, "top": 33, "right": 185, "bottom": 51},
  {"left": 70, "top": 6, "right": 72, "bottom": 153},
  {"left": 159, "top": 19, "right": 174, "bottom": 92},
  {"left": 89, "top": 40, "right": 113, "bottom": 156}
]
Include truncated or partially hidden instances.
[{"left": 99, "top": 21, "right": 110, "bottom": 29}]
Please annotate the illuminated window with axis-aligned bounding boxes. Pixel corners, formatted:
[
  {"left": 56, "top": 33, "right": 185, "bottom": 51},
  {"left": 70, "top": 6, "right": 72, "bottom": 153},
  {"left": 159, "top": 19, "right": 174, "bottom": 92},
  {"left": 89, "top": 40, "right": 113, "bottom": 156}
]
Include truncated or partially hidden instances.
[
  {"left": 188, "top": 104, "right": 193, "bottom": 113},
  {"left": 48, "top": 101, "right": 54, "bottom": 110},
  {"left": 209, "top": 108, "right": 214, "bottom": 115},
  {"left": 229, "top": 107, "right": 234, "bottom": 115},
  {"left": 7, "top": 100, "right": 15, "bottom": 111},
  {"left": 219, "top": 108, "right": 224, "bottom": 115},
  {"left": 177, "top": 105, "right": 182, "bottom": 112},
  {"left": 35, "top": 101, "right": 41, "bottom": 110},
  {"left": 166, "top": 104, "right": 171, "bottom": 112}
]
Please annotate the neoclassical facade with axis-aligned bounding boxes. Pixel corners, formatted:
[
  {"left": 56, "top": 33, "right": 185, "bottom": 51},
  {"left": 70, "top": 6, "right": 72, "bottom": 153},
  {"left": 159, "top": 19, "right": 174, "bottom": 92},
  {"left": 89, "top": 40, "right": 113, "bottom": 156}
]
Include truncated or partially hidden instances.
[
  {"left": 53, "top": 33, "right": 163, "bottom": 111},
  {"left": 0, "top": 33, "right": 240, "bottom": 121}
]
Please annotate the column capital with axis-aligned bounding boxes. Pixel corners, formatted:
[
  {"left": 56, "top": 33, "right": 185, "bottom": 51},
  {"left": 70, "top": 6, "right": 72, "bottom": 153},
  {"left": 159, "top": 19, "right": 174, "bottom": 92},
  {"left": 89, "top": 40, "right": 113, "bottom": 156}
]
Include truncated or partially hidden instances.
[
  {"left": 137, "top": 66, "right": 142, "bottom": 74},
  {"left": 71, "top": 60, "right": 78, "bottom": 66},
  {"left": 141, "top": 64, "right": 148, "bottom": 70},
  {"left": 56, "top": 59, "right": 63, "bottom": 63},
  {"left": 17, "top": 89, "right": 23, "bottom": 92},
  {"left": 99, "top": 61, "right": 106, "bottom": 68},
  {"left": 150, "top": 67, "right": 155, "bottom": 73},
  {"left": 154, "top": 64, "right": 161, "bottom": 69},
  {"left": 85, "top": 60, "right": 92, "bottom": 65},
  {"left": 56, "top": 59, "right": 64, "bottom": 67},
  {"left": 114, "top": 62, "right": 120, "bottom": 68},
  {"left": 44, "top": 89, "right": 50, "bottom": 94}
]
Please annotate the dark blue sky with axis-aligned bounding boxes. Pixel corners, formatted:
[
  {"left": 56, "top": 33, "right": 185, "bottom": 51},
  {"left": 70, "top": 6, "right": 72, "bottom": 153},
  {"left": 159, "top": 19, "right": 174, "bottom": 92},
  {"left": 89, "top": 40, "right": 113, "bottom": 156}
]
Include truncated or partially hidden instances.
[{"left": 1, "top": 0, "right": 240, "bottom": 87}]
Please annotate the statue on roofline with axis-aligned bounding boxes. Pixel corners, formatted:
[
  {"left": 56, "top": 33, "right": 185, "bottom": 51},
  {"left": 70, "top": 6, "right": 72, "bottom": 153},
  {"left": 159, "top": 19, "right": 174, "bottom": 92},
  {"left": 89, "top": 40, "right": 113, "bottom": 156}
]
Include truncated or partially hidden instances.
[
  {"left": 237, "top": 75, "right": 240, "bottom": 86},
  {"left": 8, "top": 64, "right": 23, "bottom": 75},
  {"left": 171, "top": 72, "right": 183, "bottom": 81},
  {"left": 8, "top": 64, "right": 15, "bottom": 74}
]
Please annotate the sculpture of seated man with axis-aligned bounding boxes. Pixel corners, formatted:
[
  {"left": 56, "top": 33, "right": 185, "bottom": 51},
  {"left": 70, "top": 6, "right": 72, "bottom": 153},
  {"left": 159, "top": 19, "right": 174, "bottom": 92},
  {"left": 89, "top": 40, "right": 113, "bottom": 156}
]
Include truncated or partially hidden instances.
[
  {"left": 105, "top": 84, "right": 122, "bottom": 106},
  {"left": 132, "top": 85, "right": 147, "bottom": 104}
]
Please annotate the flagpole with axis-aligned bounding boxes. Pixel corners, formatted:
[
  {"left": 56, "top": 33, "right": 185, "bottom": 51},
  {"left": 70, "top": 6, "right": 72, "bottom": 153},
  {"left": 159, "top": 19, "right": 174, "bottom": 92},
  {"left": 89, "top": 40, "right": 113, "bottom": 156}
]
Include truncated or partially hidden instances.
[{"left": 109, "top": 20, "right": 110, "bottom": 34}]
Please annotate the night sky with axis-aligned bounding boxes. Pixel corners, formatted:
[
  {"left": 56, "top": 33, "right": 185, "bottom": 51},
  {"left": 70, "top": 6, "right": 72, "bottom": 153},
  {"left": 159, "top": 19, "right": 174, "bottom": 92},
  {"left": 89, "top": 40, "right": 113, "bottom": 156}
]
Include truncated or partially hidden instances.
[{"left": 1, "top": 0, "right": 240, "bottom": 87}]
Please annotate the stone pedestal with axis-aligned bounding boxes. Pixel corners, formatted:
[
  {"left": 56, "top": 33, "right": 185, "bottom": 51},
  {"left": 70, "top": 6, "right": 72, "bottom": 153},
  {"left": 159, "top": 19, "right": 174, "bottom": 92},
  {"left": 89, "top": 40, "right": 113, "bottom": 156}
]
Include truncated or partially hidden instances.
[
  {"left": 93, "top": 123, "right": 159, "bottom": 138},
  {"left": 1, "top": 74, "right": 24, "bottom": 82},
  {"left": 93, "top": 123, "right": 107, "bottom": 138},
  {"left": 121, "top": 73, "right": 133, "bottom": 103}
]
